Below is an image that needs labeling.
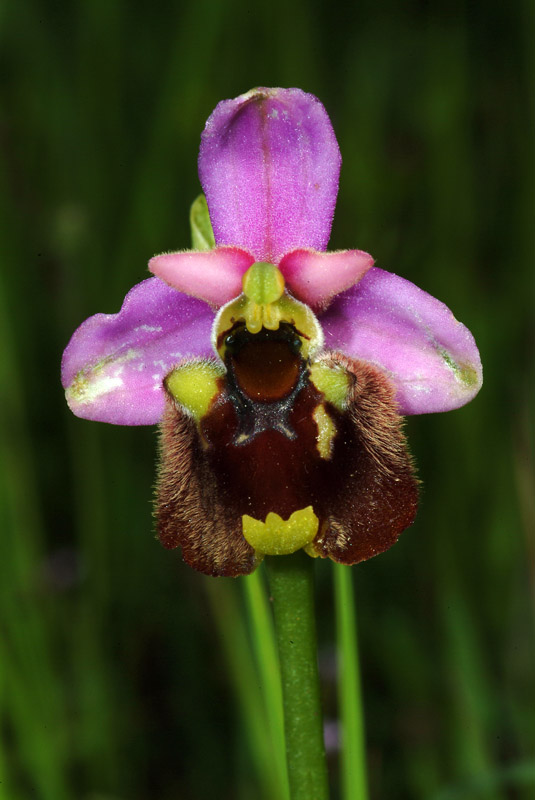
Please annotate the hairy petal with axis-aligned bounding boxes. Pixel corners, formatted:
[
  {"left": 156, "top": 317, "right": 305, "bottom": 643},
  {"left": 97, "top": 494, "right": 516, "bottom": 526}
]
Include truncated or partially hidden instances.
[
  {"left": 149, "top": 246, "right": 255, "bottom": 307},
  {"left": 280, "top": 247, "right": 374, "bottom": 310},
  {"left": 320, "top": 268, "right": 483, "bottom": 415},
  {"left": 61, "top": 278, "right": 214, "bottom": 425},
  {"left": 199, "top": 87, "right": 341, "bottom": 263}
]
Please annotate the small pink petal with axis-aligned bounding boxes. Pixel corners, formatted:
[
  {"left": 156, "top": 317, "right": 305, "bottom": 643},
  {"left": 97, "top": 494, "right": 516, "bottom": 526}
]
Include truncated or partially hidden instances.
[
  {"left": 149, "top": 246, "right": 255, "bottom": 307},
  {"left": 320, "top": 268, "right": 483, "bottom": 415},
  {"left": 61, "top": 278, "right": 214, "bottom": 425},
  {"left": 280, "top": 248, "right": 374, "bottom": 309}
]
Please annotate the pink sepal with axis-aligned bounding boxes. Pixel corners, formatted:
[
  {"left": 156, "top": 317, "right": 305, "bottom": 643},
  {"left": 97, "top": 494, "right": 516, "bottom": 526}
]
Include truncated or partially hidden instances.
[
  {"left": 321, "top": 268, "right": 483, "bottom": 415},
  {"left": 61, "top": 278, "right": 214, "bottom": 425},
  {"left": 199, "top": 88, "right": 341, "bottom": 263}
]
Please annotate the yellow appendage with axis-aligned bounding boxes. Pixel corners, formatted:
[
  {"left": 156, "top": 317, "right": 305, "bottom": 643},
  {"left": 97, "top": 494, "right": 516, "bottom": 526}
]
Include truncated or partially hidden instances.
[
  {"left": 165, "top": 361, "right": 224, "bottom": 420},
  {"left": 242, "top": 506, "right": 319, "bottom": 556},
  {"left": 309, "top": 361, "right": 350, "bottom": 410},
  {"left": 242, "top": 261, "right": 285, "bottom": 306},
  {"left": 239, "top": 261, "right": 286, "bottom": 334},
  {"left": 312, "top": 404, "right": 337, "bottom": 459}
]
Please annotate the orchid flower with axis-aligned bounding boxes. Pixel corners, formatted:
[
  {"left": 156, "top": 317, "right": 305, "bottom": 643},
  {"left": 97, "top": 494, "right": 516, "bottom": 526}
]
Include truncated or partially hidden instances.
[{"left": 62, "top": 87, "right": 482, "bottom": 578}]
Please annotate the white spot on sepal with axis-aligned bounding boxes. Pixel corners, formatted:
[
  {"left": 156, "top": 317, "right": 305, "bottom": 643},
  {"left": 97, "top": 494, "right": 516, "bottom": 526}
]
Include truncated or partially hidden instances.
[
  {"left": 134, "top": 324, "right": 163, "bottom": 333},
  {"left": 67, "top": 374, "right": 124, "bottom": 405}
]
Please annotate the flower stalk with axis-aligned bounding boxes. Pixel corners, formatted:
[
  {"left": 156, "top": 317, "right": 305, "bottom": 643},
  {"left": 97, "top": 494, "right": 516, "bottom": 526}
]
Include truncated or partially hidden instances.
[
  {"left": 266, "top": 552, "right": 330, "bottom": 800},
  {"left": 334, "top": 563, "right": 368, "bottom": 800}
]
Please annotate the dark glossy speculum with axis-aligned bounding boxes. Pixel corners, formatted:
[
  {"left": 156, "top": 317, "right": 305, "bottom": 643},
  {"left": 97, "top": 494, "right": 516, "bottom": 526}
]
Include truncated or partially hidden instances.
[
  {"left": 226, "top": 323, "right": 303, "bottom": 402},
  {"left": 201, "top": 323, "right": 338, "bottom": 521}
]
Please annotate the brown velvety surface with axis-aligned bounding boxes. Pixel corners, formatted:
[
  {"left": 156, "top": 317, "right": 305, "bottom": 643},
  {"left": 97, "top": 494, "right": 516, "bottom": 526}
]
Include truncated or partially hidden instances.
[
  {"left": 311, "top": 352, "right": 419, "bottom": 564},
  {"left": 156, "top": 331, "right": 418, "bottom": 576},
  {"left": 156, "top": 405, "right": 257, "bottom": 577}
]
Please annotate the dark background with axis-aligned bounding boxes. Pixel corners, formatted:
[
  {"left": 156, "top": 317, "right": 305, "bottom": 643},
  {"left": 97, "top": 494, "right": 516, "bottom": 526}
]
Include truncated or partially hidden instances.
[{"left": 1, "top": 1, "right": 533, "bottom": 798}]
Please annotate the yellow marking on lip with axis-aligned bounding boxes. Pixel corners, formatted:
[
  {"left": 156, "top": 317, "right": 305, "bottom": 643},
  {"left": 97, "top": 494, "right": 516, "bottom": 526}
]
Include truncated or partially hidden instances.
[
  {"left": 242, "top": 506, "right": 319, "bottom": 556},
  {"left": 165, "top": 361, "right": 224, "bottom": 421},
  {"left": 309, "top": 361, "right": 350, "bottom": 411},
  {"left": 312, "top": 403, "right": 337, "bottom": 460}
]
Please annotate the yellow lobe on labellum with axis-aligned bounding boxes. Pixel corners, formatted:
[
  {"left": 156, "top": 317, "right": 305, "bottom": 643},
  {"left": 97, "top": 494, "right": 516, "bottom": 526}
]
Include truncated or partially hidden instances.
[
  {"left": 242, "top": 506, "right": 319, "bottom": 556},
  {"left": 312, "top": 404, "right": 337, "bottom": 460},
  {"left": 165, "top": 361, "right": 224, "bottom": 421},
  {"left": 309, "top": 361, "right": 350, "bottom": 410}
]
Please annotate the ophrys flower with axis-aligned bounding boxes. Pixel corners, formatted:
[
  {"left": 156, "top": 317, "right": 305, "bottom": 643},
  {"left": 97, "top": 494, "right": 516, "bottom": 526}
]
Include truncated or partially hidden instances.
[{"left": 62, "top": 88, "right": 482, "bottom": 576}]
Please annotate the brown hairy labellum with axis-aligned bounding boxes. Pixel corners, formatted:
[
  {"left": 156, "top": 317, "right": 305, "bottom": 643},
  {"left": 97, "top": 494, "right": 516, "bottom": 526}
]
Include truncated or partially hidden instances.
[
  {"left": 156, "top": 403, "right": 257, "bottom": 577},
  {"left": 155, "top": 323, "right": 418, "bottom": 577},
  {"left": 311, "top": 352, "right": 419, "bottom": 564}
]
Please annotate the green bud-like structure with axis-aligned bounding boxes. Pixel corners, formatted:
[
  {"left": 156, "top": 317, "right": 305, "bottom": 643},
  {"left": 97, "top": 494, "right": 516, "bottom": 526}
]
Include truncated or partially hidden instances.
[
  {"left": 214, "top": 263, "right": 323, "bottom": 359},
  {"left": 242, "top": 261, "right": 285, "bottom": 306}
]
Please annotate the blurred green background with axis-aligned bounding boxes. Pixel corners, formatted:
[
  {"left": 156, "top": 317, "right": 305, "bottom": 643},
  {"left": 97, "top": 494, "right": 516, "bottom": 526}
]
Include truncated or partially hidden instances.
[{"left": 1, "top": 0, "right": 533, "bottom": 798}]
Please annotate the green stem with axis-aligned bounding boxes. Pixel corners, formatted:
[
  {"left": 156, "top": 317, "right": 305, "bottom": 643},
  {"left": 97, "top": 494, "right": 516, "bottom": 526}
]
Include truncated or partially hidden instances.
[
  {"left": 334, "top": 563, "right": 368, "bottom": 800},
  {"left": 266, "top": 552, "right": 330, "bottom": 800}
]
